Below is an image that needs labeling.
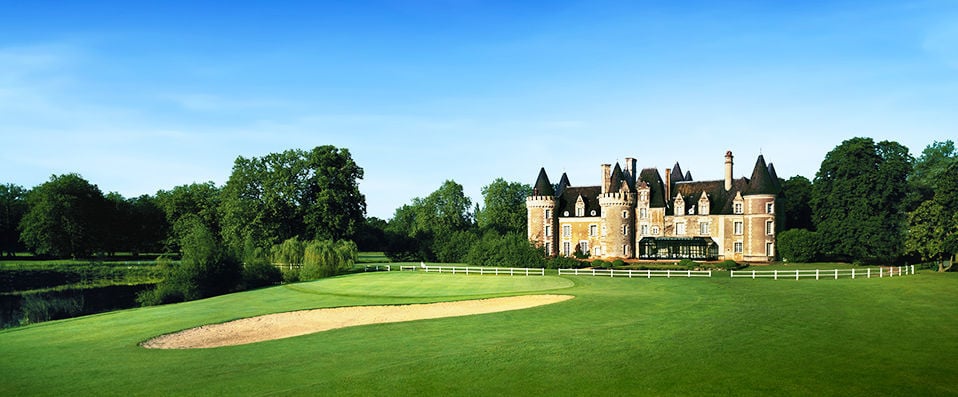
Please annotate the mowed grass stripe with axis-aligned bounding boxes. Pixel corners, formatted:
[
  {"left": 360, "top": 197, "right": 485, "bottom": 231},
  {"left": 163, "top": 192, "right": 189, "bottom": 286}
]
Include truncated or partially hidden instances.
[{"left": 1, "top": 272, "right": 956, "bottom": 396}]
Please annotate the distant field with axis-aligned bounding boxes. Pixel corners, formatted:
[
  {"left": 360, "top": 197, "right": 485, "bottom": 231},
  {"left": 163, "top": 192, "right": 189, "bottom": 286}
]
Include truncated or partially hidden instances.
[{"left": 1, "top": 270, "right": 956, "bottom": 396}]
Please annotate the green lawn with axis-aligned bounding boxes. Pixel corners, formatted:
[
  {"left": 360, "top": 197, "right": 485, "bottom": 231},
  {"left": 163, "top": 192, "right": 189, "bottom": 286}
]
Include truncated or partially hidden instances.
[{"left": 1, "top": 270, "right": 955, "bottom": 396}]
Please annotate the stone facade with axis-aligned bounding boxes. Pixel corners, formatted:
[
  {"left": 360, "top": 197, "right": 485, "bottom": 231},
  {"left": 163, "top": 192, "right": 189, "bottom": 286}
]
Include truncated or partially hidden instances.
[{"left": 527, "top": 151, "right": 782, "bottom": 262}]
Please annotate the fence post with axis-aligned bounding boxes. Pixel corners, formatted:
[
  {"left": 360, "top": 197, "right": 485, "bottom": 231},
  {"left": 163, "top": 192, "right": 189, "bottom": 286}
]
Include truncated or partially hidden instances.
[
  {"left": 852, "top": 268, "right": 855, "bottom": 279},
  {"left": 911, "top": 265, "right": 915, "bottom": 275},
  {"left": 880, "top": 267, "right": 883, "bottom": 278},
  {"left": 526, "top": 268, "right": 529, "bottom": 276},
  {"left": 510, "top": 269, "right": 514, "bottom": 276},
  {"left": 708, "top": 270, "right": 712, "bottom": 278},
  {"left": 688, "top": 269, "right": 692, "bottom": 278},
  {"left": 835, "top": 269, "right": 838, "bottom": 280},
  {"left": 611, "top": 269, "right": 614, "bottom": 278},
  {"left": 667, "top": 270, "right": 671, "bottom": 278},
  {"left": 629, "top": 270, "right": 633, "bottom": 278},
  {"left": 816, "top": 269, "right": 819, "bottom": 280},
  {"left": 774, "top": 270, "right": 778, "bottom": 280},
  {"left": 730, "top": 270, "right": 734, "bottom": 278},
  {"left": 752, "top": 270, "right": 756, "bottom": 279},
  {"left": 796, "top": 270, "right": 799, "bottom": 280}
]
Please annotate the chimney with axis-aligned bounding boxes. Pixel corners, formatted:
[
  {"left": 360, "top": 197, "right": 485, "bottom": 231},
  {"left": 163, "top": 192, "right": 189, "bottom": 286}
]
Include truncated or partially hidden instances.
[
  {"left": 724, "top": 150, "right": 734, "bottom": 191},
  {"left": 665, "top": 167, "right": 672, "bottom": 201},
  {"left": 601, "top": 164, "right": 611, "bottom": 194},
  {"left": 624, "top": 157, "right": 637, "bottom": 185}
]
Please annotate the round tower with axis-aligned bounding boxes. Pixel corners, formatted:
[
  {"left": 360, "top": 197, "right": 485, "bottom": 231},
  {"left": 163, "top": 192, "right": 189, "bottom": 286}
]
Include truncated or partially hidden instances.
[
  {"left": 599, "top": 163, "right": 636, "bottom": 258},
  {"left": 527, "top": 194, "right": 557, "bottom": 256},
  {"left": 528, "top": 167, "right": 558, "bottom": 256}
]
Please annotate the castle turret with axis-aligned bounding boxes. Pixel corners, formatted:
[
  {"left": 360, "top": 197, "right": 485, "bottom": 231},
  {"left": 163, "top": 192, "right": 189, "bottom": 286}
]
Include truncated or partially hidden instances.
[
  {"left": 743, "top": 155, "right": 779, "bottom": 262},
  {"left": 599, "top": 163, "right": 636, "bottom": 258},
  {"left": 527, "top": 167, "right": 558, "bottom": 256}
]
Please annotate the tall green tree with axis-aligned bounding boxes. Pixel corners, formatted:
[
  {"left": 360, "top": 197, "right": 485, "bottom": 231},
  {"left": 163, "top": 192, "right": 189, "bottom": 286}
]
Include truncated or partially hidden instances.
[
  {"left": 384, "top": 180, "right": 475, "bottom": 261},
  {"left": 0, "top": 183, "right": 27, "bottom": 257},
  {"left": 811, "top": 138, "right": 912, "bottom": 263},
  {"left": 19, "top": 174, "right": 108, "bottom": 258},
  {"left": 155, "top": 182, "right": 221, "bottom": 252},
  {"left": 908, "top": 140, "right": 957, "bottom": 207},
  {"left": 780, "top": 176, "right": 813, "bottom": 231},
  {"left": 477, "top": 178, "right": 531, "bottom": 235},
  {"left": 219, "top": 146, "right": 366, "bottom": 254},
  {"left": 905, "top": 158, "right": 958, "bottom": 271}
]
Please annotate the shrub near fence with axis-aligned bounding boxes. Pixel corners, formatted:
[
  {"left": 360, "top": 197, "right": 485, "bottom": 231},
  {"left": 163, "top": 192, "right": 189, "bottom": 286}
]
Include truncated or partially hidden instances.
[
  {"left": 558, "top": 268, "right": 712, "bottom": 278},
  {"left": 730, "top": 266, "right": 915, "bottom": 280},
  {"left": 399, "top": 264, "right": 545, "bottom": 276}
]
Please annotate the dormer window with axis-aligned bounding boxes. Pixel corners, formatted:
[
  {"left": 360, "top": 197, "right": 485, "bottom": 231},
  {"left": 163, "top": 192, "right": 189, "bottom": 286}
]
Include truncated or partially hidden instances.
[
  {"left": 575, "top": 196, "right": 586, "bottom": 217},
  {"left": 576, "top": 207, "right": 584, "bottom": 217},
  {"left": 734, "top": 202, "right": 743, "bottom": 214},
  {"left": 674, "top": 193, "right": 685, "bottom": 216},
  {"left": 699, "top": 192, "right": 710, "bottom": 215}
]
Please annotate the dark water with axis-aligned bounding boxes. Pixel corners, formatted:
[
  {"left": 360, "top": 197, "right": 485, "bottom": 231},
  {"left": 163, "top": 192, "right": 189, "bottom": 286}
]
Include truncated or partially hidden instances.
[{"left": 0, "top": 284, "right": 156, "bottom": 328}]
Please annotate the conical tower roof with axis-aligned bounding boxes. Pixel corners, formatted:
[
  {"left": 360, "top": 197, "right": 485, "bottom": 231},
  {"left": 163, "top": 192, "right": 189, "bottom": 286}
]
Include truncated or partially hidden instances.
[
  {"left": 609, "top": 163, "right": 625, "bottom": 192},
  {"left": 746, "top": 155, "right": 779, "bottom": 195},
  {"left": 671, "top": 162, "right": 685, "bottom": 182},
  {"left": 556, "top": 172, "right": 571, "bottom": 197},
  {"left": 533, "top": 167, "right": 555, "bottom": 197}
]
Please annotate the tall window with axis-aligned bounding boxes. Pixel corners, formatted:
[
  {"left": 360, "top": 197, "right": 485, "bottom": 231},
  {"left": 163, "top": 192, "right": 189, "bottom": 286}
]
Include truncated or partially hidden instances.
[
  {"left": 579, "top": 241, "right": 589, "bottom": 254},
  {"left": 734, "top": 221, "right": 743, "bottom": 235},
  {"left": 563, "top": 225, "right": 571, "bottom": 237},
  {"left": 622, "top": 210, "right": 629, "bottom": 219},
  {"left": 734, "top": 202, "right": 744, "bottom": 214},
  {"left": 545, "top": 225, "right": 552, "bottom": 237},
  {"left": 766, "top": 220, "right": 774, "bottom": 235},
  {"left": 621, "top": 225, "right": 629, "bottom": 236},
  {"left": 576, "top": 207, "right": 584, "bottom": 217},
  {"left": 602, "top": 225, "right": 607, "bottom": 236},
  {"left": 589, "top": 224, "right": 597, "bottom": 237},
  {"left": 651, "top": 226, "right": 660, "bottom": 235},
  {"left": 699, "top": 222, "right": 710, "bottom": 235},
  {"left": 640, "top": 191, "right": 648, "bottom": 201},
  {"left": 734, "top": 241, "right": 743, "bottom": 253},
  {"left": 622, "top": 244, "right": 630, "bottom": 256},
  {"left": 544, "top": 242, "right": 552, "bottom": 255},
  {"left": 766, "top": 242, "right": 774, "bottom": 257},
  {"left": 676, "top": 222, "right": 686, "bottom": 235},
  {"left": 563, "top": 242, "right": 571, "bottom": 256},
  {"left": 545, "top": 209, "right": 551, "bottom": 219},
  {"left": 640, "top": 208, "right": 648, "bottom": 219},
  {"left": 593, "top": 247, "right": 601, "bottom": 256},
  {"left": 766, "top": 202, "right": 774, "bottom": 214},
  {"left": 641, "top": 224, "right": 649, "bottom": 236}
]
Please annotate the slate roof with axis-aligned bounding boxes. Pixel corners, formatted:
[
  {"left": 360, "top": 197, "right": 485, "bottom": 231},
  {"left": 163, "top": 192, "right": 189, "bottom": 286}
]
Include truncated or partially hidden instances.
[
  {"left": 671, "top": 162, "right": 685, "bottom": 183},
  {"left": 533, "top": 167, "right": 555, "bottom": 196},
  {"left": 557, "top": 173, "right": 571, "bottom": 197},
  {"left": 638, "top": 168, "right": 668, "bottom": 208},
  {"left": 684, "top": 171, "right": 692, "bottom": 181},
  {"left": 609, "top": 163, "right": 626, "bottom": 192},
  {"left": 746, "top": 155, "right": 779, "bottom": 195},
  {"left": 767, "top": 163, "right": 781, "bottom": 189},
  {"left": 672, "top": 179, "right": 749, "bottom": 215},
  {"left": 557, "top": 186, "right": 602, "bottom": 217}
]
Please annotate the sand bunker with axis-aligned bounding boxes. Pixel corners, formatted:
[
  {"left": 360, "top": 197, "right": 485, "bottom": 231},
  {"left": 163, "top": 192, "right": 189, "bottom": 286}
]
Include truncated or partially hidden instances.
[{"left": 142, "top": 294, "right": 573, "bottom": 349}]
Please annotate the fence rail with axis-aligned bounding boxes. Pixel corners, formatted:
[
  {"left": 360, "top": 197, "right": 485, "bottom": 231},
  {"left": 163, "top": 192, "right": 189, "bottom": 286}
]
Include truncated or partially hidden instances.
[
  {"left": 730, "top": 265, "right": 915, "bottom": 280},
  {"left": 399, "top": 264, "right": 546, "bottom": 276},
  {"left": 558, "top": 268, "right": 712, "bottom": 278}
]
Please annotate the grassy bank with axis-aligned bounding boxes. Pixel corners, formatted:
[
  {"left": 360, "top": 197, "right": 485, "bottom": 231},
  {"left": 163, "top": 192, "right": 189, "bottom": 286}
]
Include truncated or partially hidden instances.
[{"left": 1, "top": 270, "right": 955, "bottom": 396}]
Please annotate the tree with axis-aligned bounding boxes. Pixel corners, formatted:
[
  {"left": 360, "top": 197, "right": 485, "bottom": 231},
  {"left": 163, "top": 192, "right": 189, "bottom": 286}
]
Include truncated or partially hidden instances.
[
  {"left": 908, "top": 140, "right": 957, "bottom": 207},
  {"left": 301, "top": 239, "right": 357, "bottom": 280},
  {"left": 19, "top": 174, "right": 108, "bottom": 258},
  {"left": 354, "top": 217, "right": 388, "bottom": 252},
  {"left": 219, "top": 146, "right": 366, "bottom": 254},
  {"left": 905, "top": 158, "right": 958, "bottom": 272},
  {"left": 477, "top": 178, "right": 531, "bottom": 235},
  {"left": 905, "top": 201, "right": 957, "bottom": 272},
  {"left": 270, "top": 236, "right": 305, "bottom": 268},
  {"left": 0, "top": 184, "right": 27, "bottom": 257},
  {"left": 384, "top": 180, "right": 475, "bottom": 261},
  {"left": 780, "top": 176, "right": 813, "bottom": 231},
  {"left": 811, "top": 138, "right": 912, "bottom": 263},
  {"left": 155, "top": 182, "right": 221, "bottom": 252}
]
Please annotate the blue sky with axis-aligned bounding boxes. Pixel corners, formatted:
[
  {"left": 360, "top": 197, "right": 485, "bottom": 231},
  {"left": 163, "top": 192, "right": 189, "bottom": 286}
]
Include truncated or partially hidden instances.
[{"left": 2, "top": 1, "right": 956, "bottom": 219}]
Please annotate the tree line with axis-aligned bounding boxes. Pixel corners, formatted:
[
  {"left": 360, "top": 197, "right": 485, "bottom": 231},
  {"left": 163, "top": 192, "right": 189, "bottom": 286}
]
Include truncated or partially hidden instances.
[{"left": 777, "top": 138, "right": 957, "bottom": 270}]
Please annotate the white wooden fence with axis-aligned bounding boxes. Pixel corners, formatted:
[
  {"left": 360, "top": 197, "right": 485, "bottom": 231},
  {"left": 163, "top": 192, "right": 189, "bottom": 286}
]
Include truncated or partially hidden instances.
[
  {"left": 558, "top": 268, "right": 712, "bottom": 278},
  {"left": 730, "top": 265, "right": 915, "bottom": 280},
  {"left": 399, "top": 264, "right": 545, "bottom": 276}
]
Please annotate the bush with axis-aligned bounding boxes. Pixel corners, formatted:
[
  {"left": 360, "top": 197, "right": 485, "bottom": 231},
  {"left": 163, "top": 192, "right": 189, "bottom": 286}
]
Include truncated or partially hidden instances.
[
  {"left": 678, "top": 259, "right": 698, "bottom": 269},
  {"left": 281, "top": 267, "right": 301, "bottom": 283},
  {"left": 545, "top": 255, "right": 584, "bottom": 269},
  {"left": 465, "top": 233, "right": 546, "bottom": 268},
  {"left": 611, "top": 259, "right": 625, "bottom": 268},
  {"left": 242, "top": 259, "right": 282, "bottom": 289},
  {"left": 717, "top": 260, "right": 746, "bottom": 270},
  {"left": 778, "top": 229, "right": 823, "bottom": 263},
  {"left": 591, "top": 259, "right": 610, "bottom": 269}
]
